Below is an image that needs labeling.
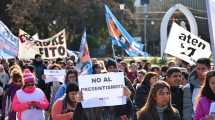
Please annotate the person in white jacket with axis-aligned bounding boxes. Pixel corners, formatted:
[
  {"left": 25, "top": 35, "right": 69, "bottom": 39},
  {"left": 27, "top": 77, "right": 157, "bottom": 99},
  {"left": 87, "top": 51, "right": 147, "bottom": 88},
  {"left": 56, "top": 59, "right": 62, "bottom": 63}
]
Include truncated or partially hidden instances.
[{"left": 12, "top": 69, "right": 49, "bottom": 120}]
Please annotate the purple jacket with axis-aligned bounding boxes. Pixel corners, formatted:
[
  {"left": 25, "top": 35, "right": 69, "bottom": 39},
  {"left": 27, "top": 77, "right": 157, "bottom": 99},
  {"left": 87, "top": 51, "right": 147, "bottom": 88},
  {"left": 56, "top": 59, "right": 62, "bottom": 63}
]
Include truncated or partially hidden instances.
[
  {"left": 194, "top": 96, "right": 214, "bottom": 120},
  {"left": 2, "top": 83, "right": 22, "bottom": 120}
]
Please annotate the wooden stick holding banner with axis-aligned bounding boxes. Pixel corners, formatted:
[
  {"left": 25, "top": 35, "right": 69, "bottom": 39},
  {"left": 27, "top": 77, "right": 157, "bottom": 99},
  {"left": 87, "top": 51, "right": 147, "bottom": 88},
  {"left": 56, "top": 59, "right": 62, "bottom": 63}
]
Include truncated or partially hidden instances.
[{"left": 111, "top": 44, "right": 119, "bottom": 71}]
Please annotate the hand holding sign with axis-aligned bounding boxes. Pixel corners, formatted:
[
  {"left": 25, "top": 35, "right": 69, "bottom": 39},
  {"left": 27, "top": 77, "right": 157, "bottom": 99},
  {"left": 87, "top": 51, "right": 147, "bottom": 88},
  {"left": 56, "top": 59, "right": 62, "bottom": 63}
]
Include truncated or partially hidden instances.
[
  {"left": 123, "top": 86, "right": 131, "bottom": 97},
  {"left": 209, "top": 102, "right": 215, "bottom": 119},
  {"left": 76, "top": 91, "right": 83, "bottom": 103}
]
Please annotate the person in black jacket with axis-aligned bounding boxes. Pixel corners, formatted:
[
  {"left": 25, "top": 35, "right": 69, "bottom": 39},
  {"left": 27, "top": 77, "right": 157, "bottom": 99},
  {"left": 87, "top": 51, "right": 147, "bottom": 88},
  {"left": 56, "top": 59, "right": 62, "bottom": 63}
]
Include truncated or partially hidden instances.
[
  {"left": 165, "top": 67, "right": 184, "bottom": 119},
  {"left": 135, "top": 72, "right": 159, "bottom": 110}
]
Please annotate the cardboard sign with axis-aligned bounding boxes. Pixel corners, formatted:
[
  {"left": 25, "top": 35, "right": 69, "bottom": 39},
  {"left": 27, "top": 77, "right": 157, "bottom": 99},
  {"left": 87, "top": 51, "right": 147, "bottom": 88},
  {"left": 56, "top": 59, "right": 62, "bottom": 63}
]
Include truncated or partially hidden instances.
[
  {"left": 44, "top": 70, "right": 66, "bottom": 83},
  {"left": 78, "top": 72, "right": 126, "bottom": 108},
  {"left": 165, "top": 23, "right": 211, "bottom": 65},
  {"left": 18, "top": 29, "right": 67, "bottom": 59}
]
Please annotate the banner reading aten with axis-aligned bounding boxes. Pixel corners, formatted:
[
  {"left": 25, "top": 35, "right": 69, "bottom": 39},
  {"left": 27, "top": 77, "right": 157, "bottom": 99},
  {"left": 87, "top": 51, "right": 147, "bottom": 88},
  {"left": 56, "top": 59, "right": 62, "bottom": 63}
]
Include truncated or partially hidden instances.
[
  {"left": 18, "top": 29, "right": 66, "bottom": 59},
  {"left": 78, "top": 72, "right": 126, "bottom": 108},
  {"left": 165, "top": 23, "right": 211, "bottom": 65}
]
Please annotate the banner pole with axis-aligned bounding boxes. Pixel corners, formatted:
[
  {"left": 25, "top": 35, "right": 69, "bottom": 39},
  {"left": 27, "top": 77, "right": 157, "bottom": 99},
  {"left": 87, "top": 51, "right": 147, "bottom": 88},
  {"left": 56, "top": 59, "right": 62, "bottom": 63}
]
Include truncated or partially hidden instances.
[{"left": 111, "top": 44, "right": 119, "bottom": 71}]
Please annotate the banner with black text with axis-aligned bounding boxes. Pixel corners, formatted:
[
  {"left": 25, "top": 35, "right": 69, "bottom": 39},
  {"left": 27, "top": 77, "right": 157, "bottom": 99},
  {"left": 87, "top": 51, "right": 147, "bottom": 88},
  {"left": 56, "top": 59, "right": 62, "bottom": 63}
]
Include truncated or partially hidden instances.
[
  {"left": 18, "top": 29, "right": 66, "bottom": 59},
  {"left": 78, "top": 72, "right": 126, "bottom": 108},
  {"left": 165, "top": 23, "right": 211, "bottom": 65}
]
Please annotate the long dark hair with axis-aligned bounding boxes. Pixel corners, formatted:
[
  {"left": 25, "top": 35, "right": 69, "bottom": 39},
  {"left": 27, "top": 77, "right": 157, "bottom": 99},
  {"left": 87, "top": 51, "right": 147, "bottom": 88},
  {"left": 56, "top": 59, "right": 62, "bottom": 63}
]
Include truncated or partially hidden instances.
[
  {"left": 141, "top": 72, "right": 159, "bottom": 87},
  {"left": 92, "top": 63, "right": 101, "bottom": 74},
  {"left": 137, "top": 81, "right": 177, "bottom": 118},
  {"left": 63, "top": 83, "right": 79, "bottom": 109},
  {"left": 200, "top": 70, "right": 215, "bottom": 101},
  {"left": 65, "top": 69, "right": 78, "bottom": 84}
]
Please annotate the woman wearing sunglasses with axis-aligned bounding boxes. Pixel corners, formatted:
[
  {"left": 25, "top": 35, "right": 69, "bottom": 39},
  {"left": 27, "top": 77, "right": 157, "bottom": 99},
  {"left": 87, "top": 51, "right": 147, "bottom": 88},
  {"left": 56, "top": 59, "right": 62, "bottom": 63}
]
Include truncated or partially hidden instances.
[{"left": 12, "top": 69, "right": 49, "bottom": 120}]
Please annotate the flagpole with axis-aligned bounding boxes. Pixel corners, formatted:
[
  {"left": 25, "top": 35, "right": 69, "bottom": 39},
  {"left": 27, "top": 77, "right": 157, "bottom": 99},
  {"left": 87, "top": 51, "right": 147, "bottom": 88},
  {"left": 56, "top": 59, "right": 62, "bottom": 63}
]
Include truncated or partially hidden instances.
[{"left": 111, "top": 44, "right": 119, "bottom": 71}]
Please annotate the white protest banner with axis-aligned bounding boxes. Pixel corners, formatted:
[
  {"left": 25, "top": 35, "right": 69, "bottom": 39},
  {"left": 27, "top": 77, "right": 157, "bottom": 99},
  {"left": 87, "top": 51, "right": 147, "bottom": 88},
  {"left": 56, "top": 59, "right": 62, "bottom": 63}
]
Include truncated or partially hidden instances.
[
  {"left": 32, "top": 33, "right": 39, "bottom": 40},
  {"left": 18, "top": 29, "right": 39, "bottom": 59},
  {"left": 207, "top": 0, "right": 215, "bottom": 66},
  {"left": 44, "top": 69, "right": 66, "bottom": 83},
  {"left": 0, "top": 21, "right": 18, "bottom": 58},
  {"left": 78, "top": 72, "right": 126, "bottom": 108},
  {"left": 165, "top": 23, "right": 211, "bottom": 65},
  {"left": 18, "top": 29, "right": 67, "bottom": 59}
]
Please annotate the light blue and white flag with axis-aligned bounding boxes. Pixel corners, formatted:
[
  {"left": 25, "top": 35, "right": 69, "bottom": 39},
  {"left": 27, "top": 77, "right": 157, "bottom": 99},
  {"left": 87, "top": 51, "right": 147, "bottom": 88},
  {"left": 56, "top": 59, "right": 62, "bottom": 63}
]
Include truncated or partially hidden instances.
[
  {"left": 105, "top": 5, "right": 149, "bottom": 57},
  {"left": 76, "top": 30, "right": 92, "bottom": 75},
  {"left": 0, "top": 21, "right": 18, "bottom": 58}
]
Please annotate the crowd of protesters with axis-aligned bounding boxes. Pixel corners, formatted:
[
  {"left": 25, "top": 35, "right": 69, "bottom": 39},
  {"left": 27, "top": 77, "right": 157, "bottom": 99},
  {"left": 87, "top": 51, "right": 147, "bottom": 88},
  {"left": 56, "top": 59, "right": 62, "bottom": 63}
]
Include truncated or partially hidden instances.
[{"left": 0, "top": 54, "right": 215, "bottom": 120}]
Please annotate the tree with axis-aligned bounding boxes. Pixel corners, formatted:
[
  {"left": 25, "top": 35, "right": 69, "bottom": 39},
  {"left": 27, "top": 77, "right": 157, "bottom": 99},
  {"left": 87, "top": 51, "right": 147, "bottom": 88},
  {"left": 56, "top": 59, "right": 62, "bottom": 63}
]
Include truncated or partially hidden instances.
[{"left": 5, "top": 0, "right": 137, "bottom": 57}]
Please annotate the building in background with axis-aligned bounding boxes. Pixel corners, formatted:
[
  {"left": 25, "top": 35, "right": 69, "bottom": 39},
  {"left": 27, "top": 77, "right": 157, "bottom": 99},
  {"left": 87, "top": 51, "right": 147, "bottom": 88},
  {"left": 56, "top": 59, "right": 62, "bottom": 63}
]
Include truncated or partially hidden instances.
[{"left": 134, "top": 0, "right": 208, "bottom": 56}]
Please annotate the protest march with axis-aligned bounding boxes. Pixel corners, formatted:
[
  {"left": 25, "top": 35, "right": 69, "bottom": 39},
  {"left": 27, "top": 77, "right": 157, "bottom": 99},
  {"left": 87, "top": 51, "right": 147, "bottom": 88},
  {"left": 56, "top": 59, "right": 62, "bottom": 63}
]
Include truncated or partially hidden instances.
[{"left": 0, "top": 1, "right": 215, "bottom": 120}]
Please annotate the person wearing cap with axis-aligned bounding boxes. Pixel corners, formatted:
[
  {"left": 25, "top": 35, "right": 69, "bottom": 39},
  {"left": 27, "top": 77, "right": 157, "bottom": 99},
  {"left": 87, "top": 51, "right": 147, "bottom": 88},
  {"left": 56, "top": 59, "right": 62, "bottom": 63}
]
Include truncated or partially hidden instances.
[
  {"left": 12, "top": 69, "right": 49, "bottom": 120},
  {"left": 51, "top": 83, "right": 87, "bottom": 120}
]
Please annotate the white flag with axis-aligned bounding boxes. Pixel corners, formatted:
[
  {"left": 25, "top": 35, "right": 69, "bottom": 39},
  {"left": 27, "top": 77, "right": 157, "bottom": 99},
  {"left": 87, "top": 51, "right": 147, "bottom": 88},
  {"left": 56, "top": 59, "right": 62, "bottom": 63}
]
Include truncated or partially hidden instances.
[{"left": 207, "top": 0, "right": 215, "bottom": 65}]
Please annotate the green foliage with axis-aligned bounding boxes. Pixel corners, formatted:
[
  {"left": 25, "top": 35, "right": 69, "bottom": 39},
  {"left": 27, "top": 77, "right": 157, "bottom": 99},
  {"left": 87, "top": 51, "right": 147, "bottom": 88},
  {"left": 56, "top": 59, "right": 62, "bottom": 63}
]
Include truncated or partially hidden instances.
[
  {"left": 159, "top": 58, "right": 168, "bottom": 65},
  {"left": 5, "top": 0, "right": 136, "bottom": 57}
]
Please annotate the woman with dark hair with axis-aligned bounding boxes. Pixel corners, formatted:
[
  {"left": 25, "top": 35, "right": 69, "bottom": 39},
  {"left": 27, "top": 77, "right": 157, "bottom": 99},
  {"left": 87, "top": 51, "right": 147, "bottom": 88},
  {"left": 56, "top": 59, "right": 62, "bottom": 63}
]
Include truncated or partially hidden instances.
[
  {"left": 92, "top": 63, "right": 102, "bottom": 74},
  {"left": 54, "top": 69, "right": 78, "bottom": 101},
  {"left": 51, "top": 83, "right": 87, "bottom": 120},
  {"left": 137, "top": 81, "right": 180, "bottom": 120},
  {"left": 135, "top": 72, "right": 159, "bottom": 110},
  {"left": 120, "top": 61, "right": 129, "bottom": 75},
  {"left": 194, "top": 70, "right": 215, "bottom": 120},
  {"left": 133, "top": 70, "right": 147, "bottom": 90}
]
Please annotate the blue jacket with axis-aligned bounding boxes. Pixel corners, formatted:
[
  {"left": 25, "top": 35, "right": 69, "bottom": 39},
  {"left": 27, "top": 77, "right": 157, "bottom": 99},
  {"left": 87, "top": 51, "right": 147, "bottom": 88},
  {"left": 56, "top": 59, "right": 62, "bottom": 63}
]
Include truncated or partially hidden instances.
[{"left": 54, "top": 84, "right": 67, "bottom": 101}]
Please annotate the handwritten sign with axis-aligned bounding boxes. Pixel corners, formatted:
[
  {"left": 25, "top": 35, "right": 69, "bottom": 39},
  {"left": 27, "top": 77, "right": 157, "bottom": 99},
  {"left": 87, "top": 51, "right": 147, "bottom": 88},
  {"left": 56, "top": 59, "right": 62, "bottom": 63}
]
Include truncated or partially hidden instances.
[
  {"left": 165, "top": 23, "right": 211, "bottom": 65},
  {"left": 44, "top": 70, "right": 66, "bottom": 83},
  {"left": 18, "top": 29, "right": 67, "bottom": 59},
  {"left": 78, "top": 72, "right": 126, "bottom": 108}
]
